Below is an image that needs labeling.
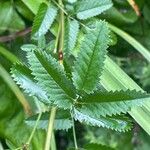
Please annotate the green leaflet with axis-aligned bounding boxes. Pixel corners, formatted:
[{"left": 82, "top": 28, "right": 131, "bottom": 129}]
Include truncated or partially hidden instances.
[
  {"left": 75, "top": 0, "right": 113, "bottom": 20},
  {"left": 79, "top": 90, "right": 149, "bottom": 103},
  {"left": 28, "top": 50, "right": 76, "bottom": 109},
  {"left": 76, "top": 90, "right": 149, "bottom": 117},
  {"left": 73, "top": 108, "right": 132, "bottom": 132},
  {"left": 32, "top": 3, "right": 57, "bottom": 39},
  {"left": 72, "top": 21, "right": 109, "bottom": 93},
  {"left": 26, "top": 110, "right": 72, "bottom": 131},
  {"left": 11, "top": 63, "right": 49, "bottom": 104},
  {"left": 64, "top": 18, "right": 79, "bottom": 55}
]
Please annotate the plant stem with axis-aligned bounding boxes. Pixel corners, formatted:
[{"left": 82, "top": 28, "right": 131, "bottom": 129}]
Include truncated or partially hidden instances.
[
  {"left": 44, "top": 107, "right": 57, "bottom": 150},
  {"left": 27, "top": 113, "right": 42, "bottom": 145},
  {"left": 44, "top": 0, "right": 64, "bottom": 149},
  {"left": 54, "top": 24, "right": 61, "bottom": 53},
  {"left": 72, "top": 117, "right": 78, "bottom": 149},
  {"left": 0, "top": 46, "right": 20, "bottom": 63},
  {"left": 58, "top": 0, "right": 64, "bottom": 65},
  {"left": 58, "top": 0, "right": 64, "bottom": 52},
  {"left": 50, "top": 131, "right": 57, "bottom": 150},
  {"left": 0, "top": 64, "right": 32, "bottom": 115}
]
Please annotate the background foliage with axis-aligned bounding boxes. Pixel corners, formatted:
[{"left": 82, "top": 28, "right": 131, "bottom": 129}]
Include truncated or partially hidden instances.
[{"left": 0, "top": 0, "right": 150, "bottom": 150}]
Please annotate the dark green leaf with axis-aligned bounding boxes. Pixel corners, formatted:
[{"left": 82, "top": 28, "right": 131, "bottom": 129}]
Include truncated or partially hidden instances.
[
  {"left": 73, "top": 108, "right": 132, "bottom": 132},
  {"left": 79, "top": 90, "right": 150, "bottom": 103},
  {"left": 27, "top": 50, "right": 76, "bottom": 109},
  {"left": 84, "top": 143, "right": 115, "bottom": 150},
  {"left": 72, "top": 21, "right": 109, "bottom": 93}
]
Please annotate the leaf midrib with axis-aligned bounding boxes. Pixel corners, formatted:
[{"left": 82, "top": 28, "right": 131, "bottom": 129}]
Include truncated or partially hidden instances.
[
  {"left": 80, "top": 26, "right": 103, "bottom": 91},
  {"left": 77, "top": 1, "right": 111, "bottom": 13}
]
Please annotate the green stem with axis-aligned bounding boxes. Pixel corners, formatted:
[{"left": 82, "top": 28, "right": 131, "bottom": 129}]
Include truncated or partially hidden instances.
[
  {"left": 54, "top": 22, "right": 61, "bottom": 53},
  {"left": 51, "top": 131, "right": 57, "bottom": 150},
  {"left": 72, "top": 117, "right": 78, "bottom": 149},
  {"left": 44, "top": 107, "right": 57, "bottom": 150},
  {"left": 58, "top": 0, "right": 64, "bottom": 52},
  {"left": 27, "top": 113, "right": 42, "bottom": 145},
  {"left": 0, "top": 64, "right": 31, "bottom": 115},
  {"left": 0, "top": 46, "right": 20, "bottom": 63}
]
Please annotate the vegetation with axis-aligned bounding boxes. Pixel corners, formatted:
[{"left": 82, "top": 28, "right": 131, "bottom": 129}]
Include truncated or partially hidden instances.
[{"left": 0, "top": 0, "right": 150, "bottom": 149}]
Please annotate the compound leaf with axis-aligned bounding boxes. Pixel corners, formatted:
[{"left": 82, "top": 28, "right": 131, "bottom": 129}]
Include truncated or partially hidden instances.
[{"left": 27, "top": 50, "right": 76, "bottom": 109}]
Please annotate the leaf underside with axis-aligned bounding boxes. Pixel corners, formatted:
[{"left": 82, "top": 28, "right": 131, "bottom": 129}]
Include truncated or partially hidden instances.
[
  {"left": 11, "top": 63, "right": 49, "bottom": 104},
  {"left": 75, "top": 0, "right": 113, "bottom": 20}
]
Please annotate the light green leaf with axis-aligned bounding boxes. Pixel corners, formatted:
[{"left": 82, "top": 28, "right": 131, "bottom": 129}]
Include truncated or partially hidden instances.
[
  {"left": 0, "top": 1, "right": 25, "bottom": 33},
  {"left": 15, "top": 0, "right": 34, "bottom": 21},
  {"left": 21, "top": 0, "right": 45, "bottom": 14},
  {"left": 73, "top": 108, "right": 132, "bottom": 132},
  {"left": 75, "top": 0, "right": 113, "bottom": 20},
  {"left": 32, "top": 3, "right": 57, "bottom": 39},
  {"left": 26, "top": 110, "right": 72, "bottom": 130},
  {"left": 108, "top": 23, "right": 150, "bottom": 63},
  {"left": 0, "top": 1, "right": 13, "bottom": 32},
  {"left": 72, "top": 21, "right": 109, "bottom": 93},
  {"left": 11, "top": 63, "right": 49, "bottom": 104}
]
